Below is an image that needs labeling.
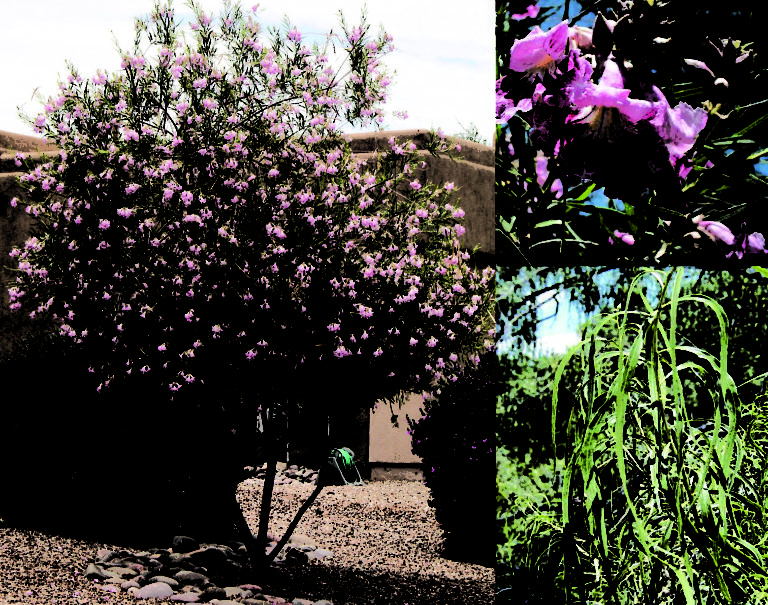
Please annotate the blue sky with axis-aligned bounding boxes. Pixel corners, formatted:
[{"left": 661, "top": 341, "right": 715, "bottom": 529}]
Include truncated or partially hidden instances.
[
  {"left": 1, "top": 0, "right": 493, "bottom": 144},
  {"left": 496, "top": 268, "right": 709, "bottom": 358}
]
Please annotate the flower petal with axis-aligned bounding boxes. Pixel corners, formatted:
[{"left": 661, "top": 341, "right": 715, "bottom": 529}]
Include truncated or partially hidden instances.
[
  {"left": 747, "top": 232, "right": 766, "bottom": 254},
  {"left": 509, "top": 21, "right": 569, "bottom": 72},
  {"left": 651, "top": 86, "right": 708, "bottom": 158},
  {"left": 696, "top": 219, "right": 735, "bottom": 246}
]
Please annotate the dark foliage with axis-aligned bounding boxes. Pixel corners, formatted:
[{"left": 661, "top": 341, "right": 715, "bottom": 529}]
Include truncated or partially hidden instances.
[{"left": 407, "top": 354, "right": 497, "bottom": 568}]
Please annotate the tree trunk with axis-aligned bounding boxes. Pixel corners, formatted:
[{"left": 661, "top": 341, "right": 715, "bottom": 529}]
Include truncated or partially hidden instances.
[{"left": 234, "top": 403, "right": 327, "bottom": 584}]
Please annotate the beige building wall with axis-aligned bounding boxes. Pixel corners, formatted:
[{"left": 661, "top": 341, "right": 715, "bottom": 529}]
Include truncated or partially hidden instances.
[{"left": 369, "top": 393, "right": 425, "bottom": 481}]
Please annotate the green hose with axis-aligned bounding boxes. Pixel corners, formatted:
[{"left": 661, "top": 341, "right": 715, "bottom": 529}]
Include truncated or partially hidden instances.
[{"left": 336, "top": 448, "right": 354, "bottom": 469}]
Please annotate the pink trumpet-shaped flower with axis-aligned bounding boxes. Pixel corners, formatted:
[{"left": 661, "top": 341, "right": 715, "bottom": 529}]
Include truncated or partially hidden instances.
[
  {"left": 613, "top": 230, "right": 635, "bottom": 245},
  {"left": 568, "top": 56, "right": 655, "bottom": 124},
  {"left": 508, "top": 21, "right": 569, "bottom": 73},
  {"left": 693, "top": 216, "right": 735, "bottom": 246},
  {"left": 568, "top": 25, "right": 593, "bottom": 50},
  {"left": 650, "top": 85, "right": 708, "bottom": 159},
  {"left": 534, "top": 151, "right": 563, "bottom": 198},
  {"left": 511, "top": 4, "right": 539, "bottom": 20}
]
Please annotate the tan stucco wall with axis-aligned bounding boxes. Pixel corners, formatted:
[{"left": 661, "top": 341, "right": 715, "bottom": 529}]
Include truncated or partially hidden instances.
[{"left": 369, "top": 392, "right": 424, "bottom": 464}]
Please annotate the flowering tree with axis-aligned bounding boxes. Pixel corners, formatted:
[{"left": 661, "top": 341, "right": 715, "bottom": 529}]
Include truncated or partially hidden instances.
[
  {"left": 497, "top": 0, "right": 768, "bottom": 265},
  {"left": 6, "top": 0, "right": 495, "bottom": 580}
]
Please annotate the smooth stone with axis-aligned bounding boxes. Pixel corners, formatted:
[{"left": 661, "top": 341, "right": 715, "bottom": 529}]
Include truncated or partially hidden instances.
[
  {"left": 287, "top": 534, "right": 315, "bottom": 546},
  {"left": 96, "top": 549, "right": 113, "bottom": 563},
  {"left": 134, "top": 582, "right": 175, "bottom": 600},
  {"left": 306, "top": 548, "right": 334, "bottom": 560},
  {"left": 174, "top": 570, "right": 209, "bottom": 585},
  {"left": 121, "top": 580, "right": 141, "bottom": 590},
  {"left": 315, "top": 601, "right": 335, "bottom": 605},
  {"left": 85, "top": 563, "right": 113, "bottom": 581},
  {"left": 199, "top": 586, "right": 226, "bottom": 601},
  {"left": 224, "top": 587, "right": 247, "bottom": 598},
  {"left": 170, "top": 595, "right": 201, "bottom": 603},
  {"left": 180, "top": 585, "right": 203, "bottom": 594},
  {"left": 173, "top": 535, "right": 200, "bottom": 553},
  {"left": 238, "top": 584, "right": 262, "bottom": 592},
  {"left": 108, "top": 566, "right": 138, "bottom": 578},
  {"left": 128, "top": 563, "right": 147, "bottom": 573},
  {"left": 150, "top": 575, "right": 180, "bottom": 588},
  {"left": 291, "top": 600, "right": 314, "bottom": 605}
]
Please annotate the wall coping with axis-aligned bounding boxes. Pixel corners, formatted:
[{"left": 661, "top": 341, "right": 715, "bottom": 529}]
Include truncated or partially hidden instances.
[{"left": 0, "top": 128, "right": 491, "bottom": 174}]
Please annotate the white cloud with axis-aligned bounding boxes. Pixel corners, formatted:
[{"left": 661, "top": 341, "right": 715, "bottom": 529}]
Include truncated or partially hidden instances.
[{"left": 1, "top": 0, "right": 492, "bottom": 142}]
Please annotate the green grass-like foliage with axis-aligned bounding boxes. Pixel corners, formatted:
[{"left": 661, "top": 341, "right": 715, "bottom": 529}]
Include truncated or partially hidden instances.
[{"left": 499, "top": 267, "right": 768, "bottom": 604}]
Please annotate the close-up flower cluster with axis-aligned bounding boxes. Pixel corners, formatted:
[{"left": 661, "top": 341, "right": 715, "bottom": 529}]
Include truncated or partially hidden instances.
[
  {"left": 496, "top": 0, "right": 768, "bottom": 265},
  {"left": 6, "top": 0, "right": 495, "bottom": 400}
]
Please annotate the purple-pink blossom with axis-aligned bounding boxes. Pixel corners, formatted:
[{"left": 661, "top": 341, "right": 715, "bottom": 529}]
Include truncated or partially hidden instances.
[
  {"left": 612, "top": 230, "right": 635, "bottom": 245},
  {"left": 567, "top": 56, "right": 655, "bottom": 124},
  {"left": 511, "top": 4, "right": 540, "bottom": 20},
  {"left": 509, "top": 20, "right": 569, "bottom": 73},
  {"left": 694, "top": 217, "right": 735, "bottom": 246},
  {"left": 649, "top": 85, "right": 708, "bottom": 159}
]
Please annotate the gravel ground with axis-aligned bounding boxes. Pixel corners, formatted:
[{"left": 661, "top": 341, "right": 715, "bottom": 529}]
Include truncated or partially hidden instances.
[{"left": 0, "top": 478, "right": 493, "bottom": 604}]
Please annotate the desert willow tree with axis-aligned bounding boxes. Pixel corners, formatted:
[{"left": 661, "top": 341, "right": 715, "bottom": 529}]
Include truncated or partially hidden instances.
[{"left": 5, "top": 0, "right": 494, "bottom": 581}]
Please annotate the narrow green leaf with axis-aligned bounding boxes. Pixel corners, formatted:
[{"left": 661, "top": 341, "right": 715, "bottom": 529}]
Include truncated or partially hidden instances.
[
  {"left": 534, "top": 219, "right": 563, "bottom": 229},
  {"left": 573, "top": 183, "right": 596, "bottom": 201}
]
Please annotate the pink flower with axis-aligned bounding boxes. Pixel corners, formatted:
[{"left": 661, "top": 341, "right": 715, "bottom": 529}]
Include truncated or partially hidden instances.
[
  {"left": 567, "top": 56, "right": 655, "bottom": 124},
  {"left": 613, "top": 230, "right": 635, "bottom": 245},
  {"left": 268, "top": 169, "right": 279, "bottom": 178},
  {"left": 649, "top": 85, "right": 708, "bottom": 159},
  {"left": 694, "top": 216, "right": 735, "bottom": 246},
  {"left": 287, "top": 27, "right": 301, "bottom": 42},
  {"left": 511, "top": 4, "right": 539, "bottom": 20},
  {"left": 509, "top": 20, "right": 569, "bottom": 73}
]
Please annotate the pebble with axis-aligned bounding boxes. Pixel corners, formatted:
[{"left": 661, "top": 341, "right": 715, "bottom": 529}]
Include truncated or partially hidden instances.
[{"left": 81, "top": 463, "right": 337, "bottom": 605}]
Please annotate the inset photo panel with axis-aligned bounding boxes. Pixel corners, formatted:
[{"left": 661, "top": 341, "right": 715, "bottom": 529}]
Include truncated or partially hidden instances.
[
  {"left": 496, "top": 265, "right": 768, "bottom": 602},
  {"left": 496, "top": 0, "right": 768, "bottom": 267}
]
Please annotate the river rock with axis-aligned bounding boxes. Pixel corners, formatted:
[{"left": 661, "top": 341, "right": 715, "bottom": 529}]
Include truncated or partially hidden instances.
[{"left": 134, "top": 581, "right": 175, "bottom": 600}]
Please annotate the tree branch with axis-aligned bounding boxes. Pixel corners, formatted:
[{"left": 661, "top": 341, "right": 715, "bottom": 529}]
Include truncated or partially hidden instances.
[{"left": 265, "top": 482, "right": 325, "bottom": 566}]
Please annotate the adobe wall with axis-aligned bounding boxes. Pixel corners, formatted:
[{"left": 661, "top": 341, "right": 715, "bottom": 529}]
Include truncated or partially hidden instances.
[{"left": 0, "top": 128, "right": 493, "bottom": 479}]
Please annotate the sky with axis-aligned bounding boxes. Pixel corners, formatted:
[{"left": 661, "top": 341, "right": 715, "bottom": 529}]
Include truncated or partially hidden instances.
[{"left": 0, "top": 0, "right": 494, "bottom": 145}]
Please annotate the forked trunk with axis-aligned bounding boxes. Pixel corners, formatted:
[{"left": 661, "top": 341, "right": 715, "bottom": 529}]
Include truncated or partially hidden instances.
[{"left": 234, "top": 404, "right": 325, "bottom": 584}]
